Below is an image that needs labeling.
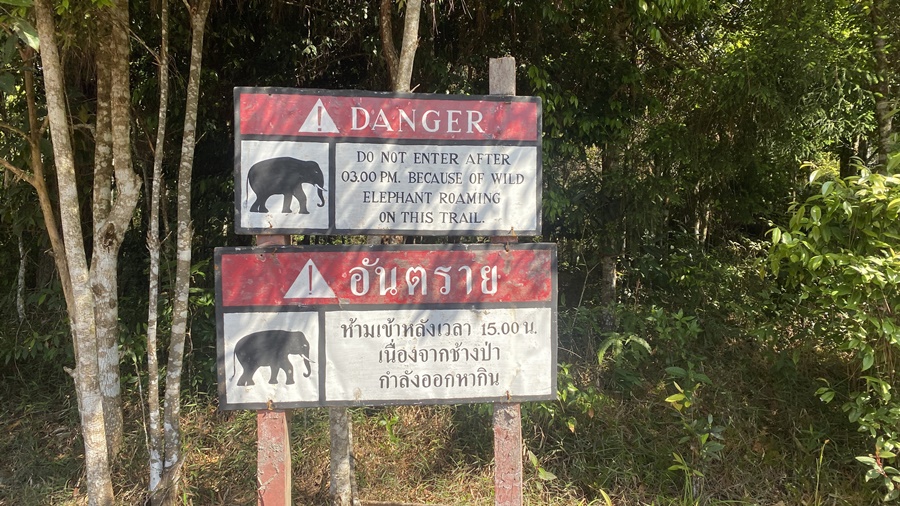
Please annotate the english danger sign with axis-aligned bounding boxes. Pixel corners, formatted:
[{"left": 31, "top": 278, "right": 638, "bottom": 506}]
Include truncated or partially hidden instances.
[
  {"left": 234, "top": 88, "right": 542, "bottom": 236},
  {"left": 215, "top": 244, "right": 557, "bottom": 410}
]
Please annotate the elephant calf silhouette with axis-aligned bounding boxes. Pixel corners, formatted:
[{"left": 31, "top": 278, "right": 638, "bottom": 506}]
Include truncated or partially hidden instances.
[
  {"left": 231, "top": 330, "right": 312, "bottom": 386},
  {"left": 247, "top": 157, "right": 326, "bottom": 214}
]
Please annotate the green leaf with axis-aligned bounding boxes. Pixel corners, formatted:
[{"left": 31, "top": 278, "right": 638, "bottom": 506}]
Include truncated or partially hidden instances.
[
  {"left": 809, "top": 255, "right": 823, "bottom": 271},
  {"left": 862, "top": 352, "right": 875, "bottom": 371},
  {"left": 665, "top": 366, "right": 687, "bottom": 378},
  {"left": 12, "top": 19, "right": 40, "bottom": 50},
  {"left": 867, "top": 468, "right": 883, "bottom": 481},
  {"left": 599, "top": 489, "right": 613, "bottom": 506},
  {"left": 771, "top": 227, "right": 782, "bottom": 245},
  {"left": 704, "top": 441, "right": 725, "bottom": 454},
  {"left": 665, "top": 392, "right": 686, "bottom": 403},
  {"left": 0, "top": 73, "right": 14, "bottom": 94},
  {"left": 842, "top": 201, "right": 853, "bottom": 217},
  {"left": 537, "top": 468, "right": 557, "bottom": 481},
  {"left": 810, "top": 205, "right": 821, "bottom": 222},
  {"left": 3, "top": 34, "right": 18, "bottom": 65},
  {"left": 0, "top": 0, "right": 33, "bottom": 5}
]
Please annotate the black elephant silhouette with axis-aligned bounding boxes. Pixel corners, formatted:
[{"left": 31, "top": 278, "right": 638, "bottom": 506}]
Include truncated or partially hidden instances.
[
  {"left": 231, "top": 330, "right": 312, "bottom": 386},
  {"left": 247, "top": 157, "right": 326, "bottom": 214}
]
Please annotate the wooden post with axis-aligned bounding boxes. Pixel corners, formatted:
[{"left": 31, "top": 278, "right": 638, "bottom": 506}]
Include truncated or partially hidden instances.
[
  {"left": 257, "top": 410, "right": 291, "bottom": 505},
  {"left": 255, "top": 234, "right": 291, "bottom": 505},
  {"left": 489, "top": 56, "right": 524, "bottom": 506}
]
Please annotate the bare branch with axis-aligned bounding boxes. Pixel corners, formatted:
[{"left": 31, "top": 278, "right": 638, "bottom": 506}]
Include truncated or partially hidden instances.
[
  {"left": 0, "top": 158, "right": 35, "bottom": 186},
  {"left": 0, "top": 121, "right": 30, "bottom": 141}
]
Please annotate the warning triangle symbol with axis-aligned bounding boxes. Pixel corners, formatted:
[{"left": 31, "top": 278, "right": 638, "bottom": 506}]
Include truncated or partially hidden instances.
[
  {"left": 299, "top": 99, "right": 339, "bottom": 133},
  {"left": 285, "top": 260, "right": 336, "bottom": 299}
]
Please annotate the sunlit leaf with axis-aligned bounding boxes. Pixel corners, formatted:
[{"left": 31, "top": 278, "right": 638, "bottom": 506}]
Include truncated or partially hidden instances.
[{"left": 12, "top": 19, "right": 39, "bottom": 50}]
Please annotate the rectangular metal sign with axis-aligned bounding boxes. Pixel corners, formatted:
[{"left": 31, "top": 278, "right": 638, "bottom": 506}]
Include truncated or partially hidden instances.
[
  {"left": 234, "top": 88, "right": 542, "bottom": 236},
  {"left": 215, "top": 244, "right": 557, "bottom": 410}
]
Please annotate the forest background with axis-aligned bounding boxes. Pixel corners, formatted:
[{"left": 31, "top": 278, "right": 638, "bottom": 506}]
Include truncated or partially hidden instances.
[{"left": 0, "top": 0, "right": 898, "bottom": 504}]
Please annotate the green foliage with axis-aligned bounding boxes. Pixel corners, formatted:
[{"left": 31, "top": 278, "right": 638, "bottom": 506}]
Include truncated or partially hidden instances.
[
  {"left": 664, "top": 365, "right": 723, "bottom": 503},
  {"left": 0, "top": 0, "right": 896, "bottom": 502},
  {"left": 770, "top": 164, "right": 900, "bottom": 500},
  {"left": 529, "top": 362, "right": 608, "bottom": 435}
]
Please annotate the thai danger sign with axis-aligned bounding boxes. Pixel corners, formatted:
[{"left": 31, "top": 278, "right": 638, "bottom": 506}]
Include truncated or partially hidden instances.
[
  {"left": 234, "top": 88, "right": 542, "bottom": 236},
  {"left": 215, "top": 244, "right": 557, "bottom": 410}
]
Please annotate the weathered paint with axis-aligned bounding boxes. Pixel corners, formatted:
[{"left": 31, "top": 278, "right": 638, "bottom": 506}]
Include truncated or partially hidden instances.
[
  {"left": 238, "top": 90, "right": 539, "bottom": 141},
  {"left": 219, "top": 246, "right": 552, "bottom": 307},
  {"left": 257, "top": 410, "right": 291, "bottom": 506}
]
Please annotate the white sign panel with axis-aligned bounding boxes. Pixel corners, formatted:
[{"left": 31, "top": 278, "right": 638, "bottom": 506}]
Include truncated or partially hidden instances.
[
  {"left": 333, "top": 144, "right": 537, "bottom": 231},
  {"left": 325, "top": 308, "right": 553, "bottom": 403}
]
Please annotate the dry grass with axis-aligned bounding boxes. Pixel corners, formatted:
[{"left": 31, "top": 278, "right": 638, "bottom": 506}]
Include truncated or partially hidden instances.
[{"left": 0, "top": 347, "right": 884, "bottom": 506}]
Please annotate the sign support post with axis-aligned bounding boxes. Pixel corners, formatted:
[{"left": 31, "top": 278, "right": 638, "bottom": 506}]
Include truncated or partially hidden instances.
[
  {"left": 255, "top": 234, "right": 291, "bottom": 505},
  {"left": 489, "top": 56, "right": 524, "bottom": 506}
]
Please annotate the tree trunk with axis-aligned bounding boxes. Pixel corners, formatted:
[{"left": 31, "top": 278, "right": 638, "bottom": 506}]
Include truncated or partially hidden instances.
[
  {"left": 34, "top": 0, "right": 115, "bottom": 503},
  {"left": 599, "top": 144, "right": 621, "bottom": 333},
  {"left": 147, "top": 0, "right": 170, "bottom": 499},
  {"left": 839, "top": 138, "right": 854, "bottom": 178},
  {"left": 17, "top": 233, "right": 25, "bottom": 322},
  {"left": 90, "top": 0, "right": 143, "bottom": 459},
  {"left": 870, "top": 0, "right": 893, "bottom": 170},
  {"left": 90, "top": 6, "right": 120, "bottom": 458},
  {"left": 23, "top": 45, "right": 74, "bottom": 314},
  {"left": 329, "top": 407, "right": 358, "bottom": 505},
  {"left": 158, "top": 1, "right": 211, "bottom": 502},
  {"left": 380, "top": 0, "right": 422, "bottom": 92},
  {"left": 599, "top": 255, "right": 617, "bottom": 332}
]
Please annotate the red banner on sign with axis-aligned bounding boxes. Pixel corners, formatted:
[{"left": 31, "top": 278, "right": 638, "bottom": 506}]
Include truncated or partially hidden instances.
[
  {"left": 239, "top": 92, "right": 539, "bottom": 142},
  {"left": 219, "top": 246, "right": 553, "bottom": 307}
]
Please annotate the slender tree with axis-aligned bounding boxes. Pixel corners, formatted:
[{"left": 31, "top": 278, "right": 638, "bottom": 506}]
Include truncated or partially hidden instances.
[
  {"left": 154, "top": 0, "right": 212, "bottom": 502},
  {"left": 33, "top": 0, "right": 115, "bottom": 502},
  {"left": 380, "top": 0, "right": 422, "bottom": 92},
  {"left": 146, "top": 0, "right": 170, "bottom": 499},
  {"left": 90, "top": 0, "right": 144, "bottom": 456},
  {"left": 0, "top": 44, "right": 74, "bottom": 319}
]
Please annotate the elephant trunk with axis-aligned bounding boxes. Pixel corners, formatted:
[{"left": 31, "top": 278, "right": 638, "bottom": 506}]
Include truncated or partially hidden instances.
[
  {"left": 303, "top": 356, "right": 311, "bottom": 377},
  {"left": 316, "top": 186, "right": 325, "bottom": 208}
]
